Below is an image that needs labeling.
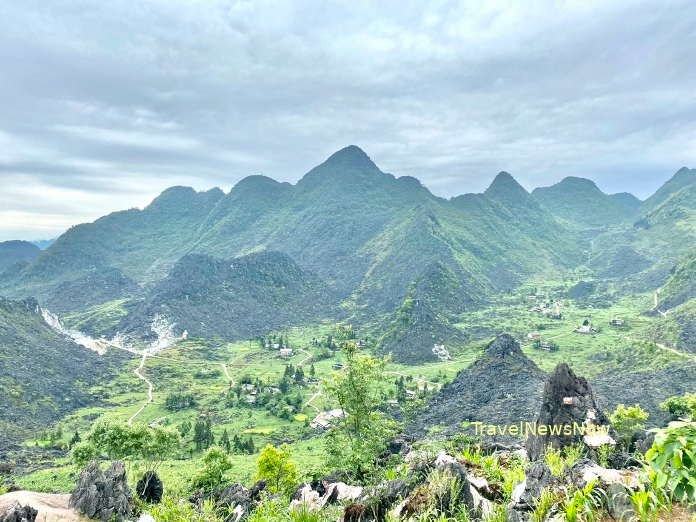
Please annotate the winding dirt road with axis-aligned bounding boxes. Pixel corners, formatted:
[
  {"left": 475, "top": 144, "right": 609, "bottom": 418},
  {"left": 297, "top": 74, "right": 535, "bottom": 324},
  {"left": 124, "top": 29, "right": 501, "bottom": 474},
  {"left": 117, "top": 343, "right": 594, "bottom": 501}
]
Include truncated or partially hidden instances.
[{"left": 128, "top": 352, "right": 154, "bottom": 425}]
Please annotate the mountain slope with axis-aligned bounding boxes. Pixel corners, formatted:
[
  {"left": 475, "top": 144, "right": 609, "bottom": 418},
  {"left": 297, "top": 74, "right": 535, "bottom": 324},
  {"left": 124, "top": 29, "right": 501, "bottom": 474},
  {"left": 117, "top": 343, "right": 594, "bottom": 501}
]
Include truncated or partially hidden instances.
[
  {"left": 641, "top": 167, "right": 696, "bottom": 213},
  {"left": 0, "top": 297, "right": 126, "bottom": 448},
  {"left": 0, "top": 240, "right": 41, "bottom": 272},
  {"left": 117, "top": 251, "right": 335, "bottom": 342},
  {"left": 661, "top": 251, "right": 696, "bottom": 310},
  {"left": 532, "top": 176, "right": 635, "bottom": 228}
]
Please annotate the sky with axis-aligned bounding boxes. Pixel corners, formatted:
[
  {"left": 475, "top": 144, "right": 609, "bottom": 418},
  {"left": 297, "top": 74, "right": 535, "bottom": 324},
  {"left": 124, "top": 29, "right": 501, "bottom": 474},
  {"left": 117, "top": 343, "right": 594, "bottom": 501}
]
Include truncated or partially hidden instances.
[{"left": 1, "top": 1, "right": 695, "bottom": 240}]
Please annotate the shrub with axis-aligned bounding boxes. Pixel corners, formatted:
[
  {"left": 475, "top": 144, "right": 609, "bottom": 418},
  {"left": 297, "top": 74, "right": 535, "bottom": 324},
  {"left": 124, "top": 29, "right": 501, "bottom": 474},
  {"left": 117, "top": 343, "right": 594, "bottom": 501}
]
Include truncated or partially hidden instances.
[
  {"left": 610, "top": 404, "right": 649, "bottom": 449},
  {"left": 660, "top": 393, "right": 696, "bottom": 419},
  {"left": 646, "top": 419, "right": 696, "bottom": 503},
  {"left": 255, "top": 444, "right": 298, "bottom": 496},
  {"left": 191, "top": 447, "right": 234, "bottom": 491}
]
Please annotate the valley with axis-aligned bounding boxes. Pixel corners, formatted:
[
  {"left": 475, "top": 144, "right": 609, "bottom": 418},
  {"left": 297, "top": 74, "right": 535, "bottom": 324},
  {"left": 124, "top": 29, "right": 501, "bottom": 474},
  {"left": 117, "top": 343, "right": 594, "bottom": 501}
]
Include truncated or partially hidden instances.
[{"left": 2, "top": 147, "right": 696, "bottom": 521}]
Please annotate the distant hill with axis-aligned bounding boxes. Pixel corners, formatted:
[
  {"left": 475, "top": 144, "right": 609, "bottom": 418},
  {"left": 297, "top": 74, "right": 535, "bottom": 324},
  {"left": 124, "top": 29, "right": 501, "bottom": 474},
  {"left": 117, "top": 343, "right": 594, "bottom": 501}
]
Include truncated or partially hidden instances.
[
  {"left": 532, "top": 176, "right": 636, "bottom": 227},
  {"left": 31, "top": 239, "right": 56, "bottom": 250},
  {"left": 0, "top": 240, "right": 41, "bottom": 272},
  {"left": 116, "top": 251, "right": 336, "bottom": 343},
  {"left": 408, "top": 334, "right": 546, "bottom": 440},
  {"left": 609, "top": 192, "right": 642, "bottom": 212},
  {"left": 641, "top": 167, "right": 696, "bottom": 213},
  {"left": 0, "top": 297, "right": 126, "bottom": 449}
]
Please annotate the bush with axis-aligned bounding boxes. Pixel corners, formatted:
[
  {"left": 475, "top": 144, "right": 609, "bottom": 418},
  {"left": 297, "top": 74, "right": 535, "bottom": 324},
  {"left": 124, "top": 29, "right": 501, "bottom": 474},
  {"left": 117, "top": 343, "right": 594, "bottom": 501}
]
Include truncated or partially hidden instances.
[
  {"left": 254, "top": 444, "right": 298, "bottom": 496},
  {"left": 646, "top": 419, "right": 696, "bottom": 503},
  {"left": 660, "top": 393, "right": 696, "bottom": 419},
  {"left": 191, "top": 447, "right": 233, "bottom": 491}
]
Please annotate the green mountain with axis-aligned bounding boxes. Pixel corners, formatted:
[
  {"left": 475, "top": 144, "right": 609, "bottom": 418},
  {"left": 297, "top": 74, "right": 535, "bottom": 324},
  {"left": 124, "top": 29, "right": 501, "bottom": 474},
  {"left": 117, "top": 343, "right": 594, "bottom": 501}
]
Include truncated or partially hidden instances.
[
  {"left": 0, "top": 147, "right": 583, "bottom": 343},
  {"left": 650, "top": 299, "right": 696, "bottom": 354},
  {"left": 0, "top": 240, "right": 41, "bottom": 272},
  {"left": 641, "top": 167, "right": 696, "bottom": 213},
  {"left": 0, "top": 297, "right": 126, "bottom": 448},
  {"left": 532, "top": 176, "right": 636, "bottom": 228},
  {"left": 378, "top": 262, "right": 471, "bottom": 363},
  {"left": 117, "top": 251, "right": 335, "bottom": 343}
]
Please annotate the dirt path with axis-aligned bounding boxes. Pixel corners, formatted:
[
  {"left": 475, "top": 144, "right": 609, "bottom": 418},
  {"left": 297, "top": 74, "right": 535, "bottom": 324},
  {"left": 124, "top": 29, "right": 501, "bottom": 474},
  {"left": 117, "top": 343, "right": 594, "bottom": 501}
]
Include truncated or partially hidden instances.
[
  {"left": 220, "top": 362, "right": 235, "bottom": 385},
  {"left": 297, "top": 348, "right": 313, "bottom": 366},
  {"left": 653, "top": 290, "right": 671, "bottom": 318},
  {"left": 128, "top": 352, "right": 154, "bottom": 425},
  {"left": 304, "top": 390, "right": 322, "bottom": 413}
]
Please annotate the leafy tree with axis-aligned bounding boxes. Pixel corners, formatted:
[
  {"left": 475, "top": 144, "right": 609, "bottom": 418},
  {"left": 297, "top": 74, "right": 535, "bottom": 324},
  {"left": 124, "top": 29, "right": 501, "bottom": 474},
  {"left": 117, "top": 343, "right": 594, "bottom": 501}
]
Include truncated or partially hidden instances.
[
  {"left": 647, "top": 420, "right": 696, "bottom": 503},
  {"left": 254, "top": 444, "right": 298, "bottom": 495},
  {"left": 660, "top": 393, "right": 696, "bottom": 419},
  {"left": 191, "top": 446, "right": 233, "bottom": 490},
  {"left": 178, "top": 421, "right": 192, "bottom": 438},
  {"left": 322, "top": 342, "right": 399, "bottom": 479},
  {"left": 610, "top": 404, "right": 649, "bottom": 449},
  {"left": 71, "top": 421, "right": 180, "bottom": 473}
]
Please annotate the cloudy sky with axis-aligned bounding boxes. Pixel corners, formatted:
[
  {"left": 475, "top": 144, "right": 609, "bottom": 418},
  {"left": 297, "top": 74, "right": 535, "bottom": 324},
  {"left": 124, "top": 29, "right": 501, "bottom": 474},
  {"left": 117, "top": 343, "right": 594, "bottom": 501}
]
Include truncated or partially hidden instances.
[{"left": 1, "top": 0, "right": 695, "bottom": 240}]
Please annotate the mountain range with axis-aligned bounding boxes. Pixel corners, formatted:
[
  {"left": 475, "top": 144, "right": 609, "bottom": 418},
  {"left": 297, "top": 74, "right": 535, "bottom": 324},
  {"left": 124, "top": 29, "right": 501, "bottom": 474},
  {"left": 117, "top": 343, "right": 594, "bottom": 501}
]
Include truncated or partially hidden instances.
[{"left": 1, "top": 146, "right": 696, "bottom": 363}]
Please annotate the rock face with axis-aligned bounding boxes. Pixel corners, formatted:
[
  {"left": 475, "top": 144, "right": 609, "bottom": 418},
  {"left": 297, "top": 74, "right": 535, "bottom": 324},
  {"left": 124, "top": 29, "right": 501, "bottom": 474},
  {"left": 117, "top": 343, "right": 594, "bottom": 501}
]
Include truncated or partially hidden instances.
[
  {"left": 526, "top": 364, "right": 612, "bottom": 461},
  {"left": 409, "top": 334, "right": 546, "bottom": 441},
  {"left": 69, "top": 461, "right": 131, "bottom": 522},
  {"left": 0, "top": 502, "right": 38, "bottom": 522},
  {"left": 136, "top": 471, "right": 163, "bottom": 504}
]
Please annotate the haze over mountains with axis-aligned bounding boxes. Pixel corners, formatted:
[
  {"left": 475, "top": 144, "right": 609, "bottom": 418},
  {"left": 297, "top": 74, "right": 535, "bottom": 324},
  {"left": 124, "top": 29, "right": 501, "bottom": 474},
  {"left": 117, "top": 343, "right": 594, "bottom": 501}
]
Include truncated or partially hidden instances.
[{"left": 1, "top": 146, "right": 696, "bottom": 364}]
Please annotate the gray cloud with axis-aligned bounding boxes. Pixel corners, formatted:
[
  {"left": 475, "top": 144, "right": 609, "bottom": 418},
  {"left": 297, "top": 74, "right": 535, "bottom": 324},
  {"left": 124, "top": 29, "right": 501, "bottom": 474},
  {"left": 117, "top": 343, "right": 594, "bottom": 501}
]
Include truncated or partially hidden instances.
[{"left": 1, "top": 0, "right": 695, "bottom": 240}]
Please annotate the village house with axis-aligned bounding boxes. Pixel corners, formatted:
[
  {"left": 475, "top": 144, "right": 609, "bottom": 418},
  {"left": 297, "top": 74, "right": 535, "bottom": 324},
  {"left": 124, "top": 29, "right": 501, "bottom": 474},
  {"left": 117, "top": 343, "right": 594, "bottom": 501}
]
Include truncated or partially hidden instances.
[
  {"left": 310, "top": 408, "right": 346, "bottom": 430},
  {"left": 527, "top": 332, "right": 541, "bottom": 340},
  {"left": 609, "top": 318, "right": 625, "bottom": 327},
  {"left": 279, "top": 348, "right": 293, "bottom": 358}
]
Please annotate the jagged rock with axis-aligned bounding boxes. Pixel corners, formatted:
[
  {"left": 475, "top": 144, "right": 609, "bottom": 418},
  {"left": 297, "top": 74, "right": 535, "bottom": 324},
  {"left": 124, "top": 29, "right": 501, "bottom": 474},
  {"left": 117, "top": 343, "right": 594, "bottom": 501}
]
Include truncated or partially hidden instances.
[
  {"left": 0, "top": 502, "right": 37, "bottom": 522},
  {"left": 320, "top": 483, "right": 363, "bottom": 508},
  {"left": 634, "top": 430, "right": 656, "bottom": 455},
  {"left": 605, "top": 483, "right": 636, "bottom": 521},
  {"left": 289, "top": 484, "right": 321, "bottom": 512},
  {"left": 358, "top": 479, "right": 412, "bottom": 520},
  {"left": 606, "top": 452, "right": 641, "bottom": 470},
  {"left": 409, "top": 335, "right": 546, "bottom": 441},
  {"left": 568, "top": 458, "right": 641, "bottom": 490},
  {"left": 526, "top": 363, "right": 613, "bottom": 461},
  {"left": 386, "top": 438, "right": 412, "bottom": 456},
  {"left": 249, "top": 480, "right": 266, "bottom": 501},
  {"left": 69, "top": 461, "right": 131, "bottom": 522},
  {"left": 0, "top": 463, "right": 13, "bottom": 476},
  {"left": 215, "top": 483, "right": 254, "bottom": 517},
  {"left": 136, "top": 471, "right": 163, "bottom": 504},
  {"left": 510, "top": 461, "right": 553, "bottom": 512}
]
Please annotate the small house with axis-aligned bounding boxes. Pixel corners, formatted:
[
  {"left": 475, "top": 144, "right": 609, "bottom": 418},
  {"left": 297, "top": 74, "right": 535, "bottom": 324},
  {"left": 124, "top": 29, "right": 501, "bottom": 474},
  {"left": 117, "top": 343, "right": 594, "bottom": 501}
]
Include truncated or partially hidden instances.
[
  {"left": 279, "top": 348, "right": 293, "bottom": 358},
  {"left": 527, "top": 332, "right": 541, "bottom": 340},
  {"left": 609, "top": 318, "right": 625, "bottom": 327}
]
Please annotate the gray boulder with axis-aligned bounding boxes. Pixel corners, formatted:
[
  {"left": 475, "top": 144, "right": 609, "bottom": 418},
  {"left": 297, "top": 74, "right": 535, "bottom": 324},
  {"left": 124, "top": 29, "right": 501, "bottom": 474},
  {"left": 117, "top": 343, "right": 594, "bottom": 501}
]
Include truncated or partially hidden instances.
[
  {"left": 605, "top": 483, "right": 636, "bottom": 521},
  {"left": 69, "top": 461, "right": 131, "bottom": 522},
  {"left": 0, "top": 502, "right": 38, "bottom": 522}
]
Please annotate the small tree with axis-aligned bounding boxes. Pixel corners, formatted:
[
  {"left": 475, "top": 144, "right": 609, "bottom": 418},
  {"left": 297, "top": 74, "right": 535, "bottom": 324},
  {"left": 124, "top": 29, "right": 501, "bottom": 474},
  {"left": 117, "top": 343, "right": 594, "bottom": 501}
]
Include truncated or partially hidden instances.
[
  {"left": 322, "top": 342, "right": 399, "bottom": 479},
  {"left": 610, "top": 404, "right": 649, "bottom": 450},
  {"left": 255, "top": 444, "right": 297, "bottom": 495},
  {"left": 71, "top": 421, "right": 180, "bottom": 476},
  {"left": 191, "top": 447, "right": 234, "bottom": 491},
  {"left": 220, "top": 429, "right": 231, "bottom": 453}
]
